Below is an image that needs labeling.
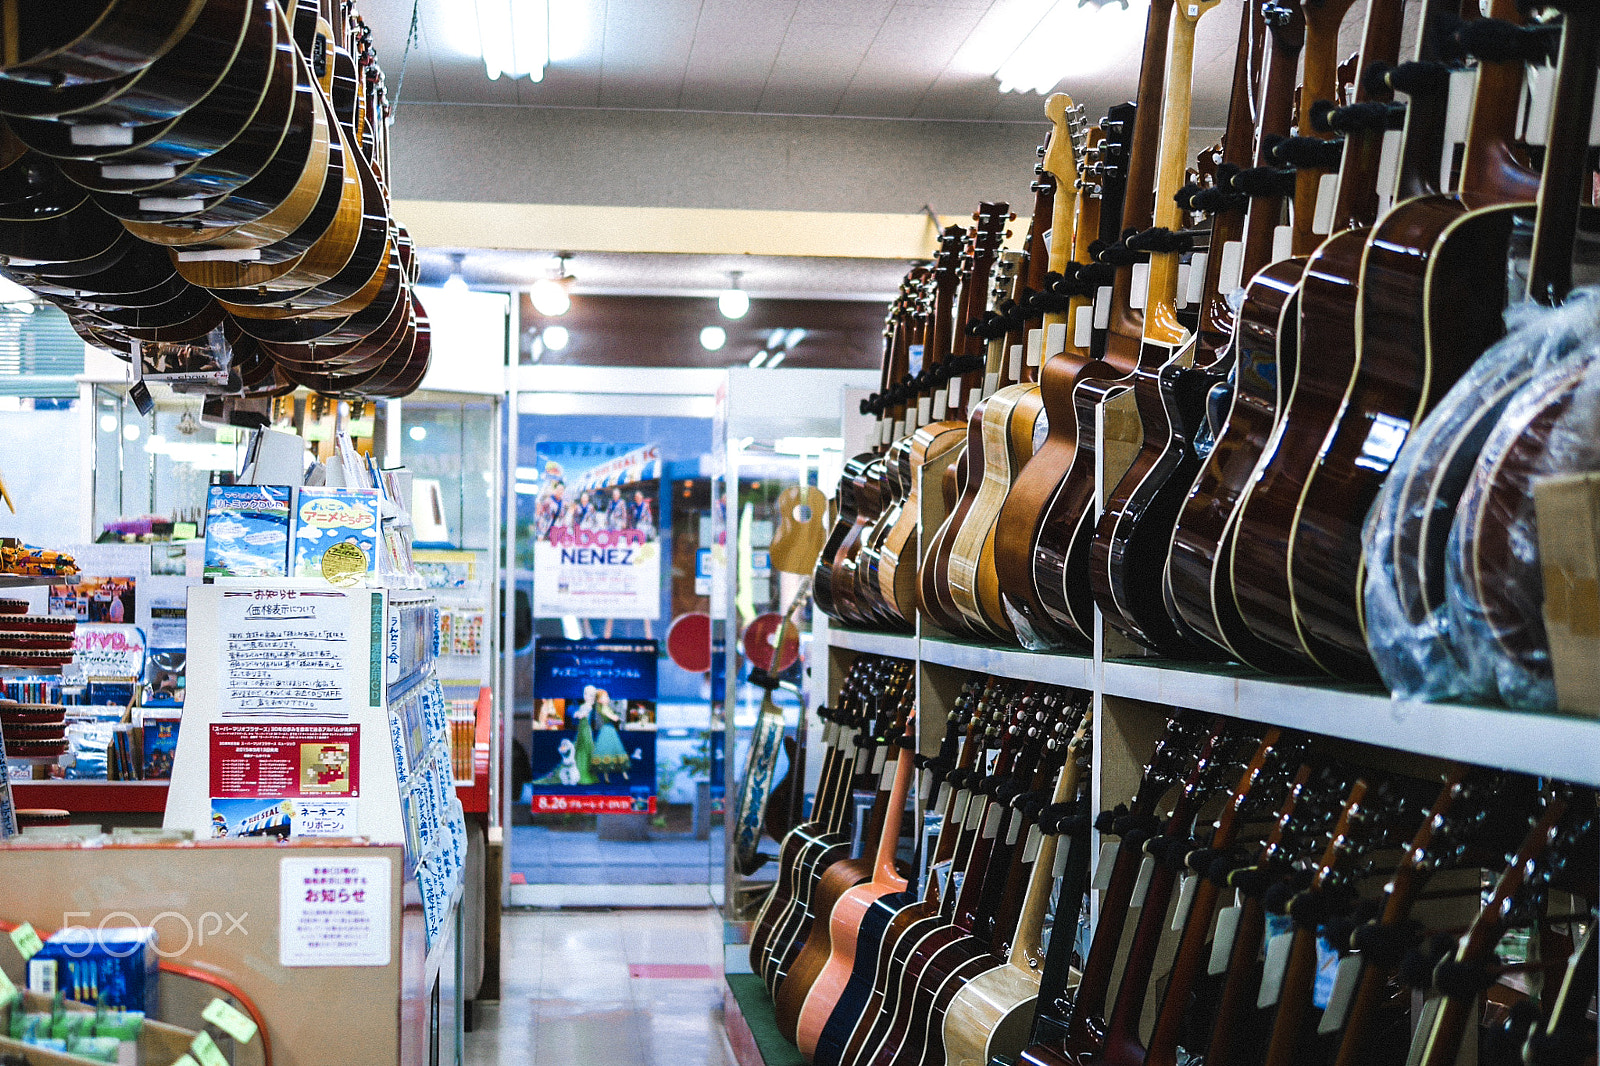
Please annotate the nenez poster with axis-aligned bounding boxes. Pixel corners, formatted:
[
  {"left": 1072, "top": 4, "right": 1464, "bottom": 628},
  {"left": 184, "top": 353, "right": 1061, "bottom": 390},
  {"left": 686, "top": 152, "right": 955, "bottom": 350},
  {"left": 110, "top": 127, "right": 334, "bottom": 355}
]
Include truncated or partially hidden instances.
[
  {"left": 529, "top": 639, "right": 657, "bottom": 815},
  {"left": 529, "top": 442, "right": 661, "bottom": 619}
]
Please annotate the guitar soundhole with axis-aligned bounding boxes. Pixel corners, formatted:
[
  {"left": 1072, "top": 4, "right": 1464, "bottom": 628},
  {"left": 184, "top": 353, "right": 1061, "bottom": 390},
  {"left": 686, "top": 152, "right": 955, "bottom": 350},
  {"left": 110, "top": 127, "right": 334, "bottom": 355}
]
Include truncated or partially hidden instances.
[{"left": 795, "top": 505, "right": 813, "bottom": 522}]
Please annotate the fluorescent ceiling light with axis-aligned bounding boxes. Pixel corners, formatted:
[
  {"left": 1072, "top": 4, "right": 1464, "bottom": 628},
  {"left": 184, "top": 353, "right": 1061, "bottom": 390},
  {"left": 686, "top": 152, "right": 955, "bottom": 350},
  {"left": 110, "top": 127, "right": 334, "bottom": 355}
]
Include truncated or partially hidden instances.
[
  {"left": 477, "top": 0, "right": 549, "bottom": 82},
  {"left": 531, "top": 277, "right": 570, "bottom": 317},
  {"left": 516, "top": 466, "right": 541, "bottom": 481},
  {"left": 699, "top": 326, "right": 727, "bottom": 351},
  {"left": 410, "top": 425, "right": 428, "bottom": 441},
  {"left": 766, "top": 349, "right": 786, "bottom": 369},
  {"left": 719, "top": 271, "right": 750, "bottom": 320},
  {"left": 515, "top": 482, "right": 541, "bottom": 495},
  {"left": 958, "top": 0, "right": 1145, "bottom": 94},
  {"left": 748, "top": 350, "right": 768, "bottom": 369},
  {"left": 542, "top": 325, "right": 570, "bottom": 350}
]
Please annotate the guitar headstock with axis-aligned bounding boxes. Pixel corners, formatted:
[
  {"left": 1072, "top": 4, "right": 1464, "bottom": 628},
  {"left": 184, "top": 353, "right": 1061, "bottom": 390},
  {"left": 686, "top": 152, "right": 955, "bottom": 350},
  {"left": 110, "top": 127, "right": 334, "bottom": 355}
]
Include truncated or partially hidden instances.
[
  {"left": 934, "top": 224, "right": 966, "bottom": 280},
  {"left": 1261, "top": 0, "right": 1307, "bottom": 50},
  {"left": 1043, "top": 93, "right": 1086, "bottom": 190},
  {"left": 971, "top": 201, "right": 1012, "bottom": 268}
]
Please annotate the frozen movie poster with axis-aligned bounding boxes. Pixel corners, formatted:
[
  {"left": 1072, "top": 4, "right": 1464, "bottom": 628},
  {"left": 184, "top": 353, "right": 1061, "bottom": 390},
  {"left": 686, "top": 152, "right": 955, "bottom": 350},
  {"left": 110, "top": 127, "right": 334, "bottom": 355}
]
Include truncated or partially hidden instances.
[
  {"left": 528, "top": 639, "right": 658, "bottom": 814},
  {"left": 529, "top": 442, "right": 661, "bottom": 620}
]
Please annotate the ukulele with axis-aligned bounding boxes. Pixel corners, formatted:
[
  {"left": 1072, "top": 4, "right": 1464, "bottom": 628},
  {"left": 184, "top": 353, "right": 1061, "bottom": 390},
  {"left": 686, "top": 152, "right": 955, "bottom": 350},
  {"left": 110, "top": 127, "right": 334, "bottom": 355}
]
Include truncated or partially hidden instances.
[
  {"left": 1086, "top": 0, "right": 1225, "bottom": 657},
  {"left": 793, "top": 694, "right": 918, "bottom": 1059},
  {"left": 1280, "top": 0, "right": 1545, "bottom": 673},
  {"left": 773, "top": 678, "right": 915, "bottom": 1040},
  {"left": 941, "top": 702, "right": 1092, "bottom": 1066},
  {"left": 835, "top": 678, "right": 1025, "bottom": 1066},
  {"left": 812, "top": 676, "right": 991, "bottom": 1066}
]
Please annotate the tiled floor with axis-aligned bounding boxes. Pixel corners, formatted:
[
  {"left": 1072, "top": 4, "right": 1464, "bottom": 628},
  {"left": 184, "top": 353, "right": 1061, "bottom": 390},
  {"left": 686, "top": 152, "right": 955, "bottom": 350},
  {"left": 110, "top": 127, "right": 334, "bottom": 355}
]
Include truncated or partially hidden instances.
[
  {"left": 510, "top": 825, "right": 726, "bottom": 886},
  {"left": 466, "top": 908, "right": 733, "bottom": 1066}
]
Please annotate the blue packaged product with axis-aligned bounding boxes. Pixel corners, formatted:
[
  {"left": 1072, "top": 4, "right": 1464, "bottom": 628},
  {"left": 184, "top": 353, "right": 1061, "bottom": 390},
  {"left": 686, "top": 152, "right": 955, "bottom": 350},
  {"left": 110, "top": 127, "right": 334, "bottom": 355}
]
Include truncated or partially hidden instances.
[
  {"left": 204, "top": 485, "right": 292, "bottom": 578},
  {"left": 293, "top": 488, "right": 380, "bottom": 587},
  {"left": 28, "top": 927, "right": 160, "bottom": 1015}
]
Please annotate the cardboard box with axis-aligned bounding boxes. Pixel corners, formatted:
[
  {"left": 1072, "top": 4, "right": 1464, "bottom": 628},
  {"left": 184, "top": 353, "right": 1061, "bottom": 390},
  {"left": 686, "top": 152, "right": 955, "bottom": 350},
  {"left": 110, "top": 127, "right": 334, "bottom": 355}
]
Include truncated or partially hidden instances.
[{"left": 1533, "top": 471, "right": 1600, "bottom": 715}]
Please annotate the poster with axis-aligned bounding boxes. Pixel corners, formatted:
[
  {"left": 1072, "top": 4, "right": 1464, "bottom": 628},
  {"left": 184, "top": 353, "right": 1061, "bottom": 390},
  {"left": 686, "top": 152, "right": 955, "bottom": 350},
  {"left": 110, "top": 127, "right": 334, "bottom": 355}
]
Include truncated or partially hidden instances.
[
  {"left": 529, "top": 639, "right": 658, "bottom": 814},
  {"left": 209, "top": 722, "right": 360, "bottom": 839},
  {"left": 72, "top": 624, "right": 147, "bottom": 680},
  {"left": 528, "top": 442, "right": 661, "bottom": 619},
  {"left": 48, "top": 576, "right": 136, "bottom": 623},
  {"left": 218, "top": 589, "right": 361, "bottom": 720},
  {"left": 279, "top": 857, "right": 391, "bottom": 967}
]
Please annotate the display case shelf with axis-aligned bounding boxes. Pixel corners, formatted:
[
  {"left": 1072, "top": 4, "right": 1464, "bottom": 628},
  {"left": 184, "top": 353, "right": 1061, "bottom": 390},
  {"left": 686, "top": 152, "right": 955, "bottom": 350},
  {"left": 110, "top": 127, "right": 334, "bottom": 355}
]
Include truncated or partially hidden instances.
[
  {"left": 824, "top": 624, "right": 917, "bottom": 659},
  {"left": 0, "top": 574, "right": 69, "bottom": 588},
  {"left": 921, "top": 634, "right": 1094, "bottom": 690}
]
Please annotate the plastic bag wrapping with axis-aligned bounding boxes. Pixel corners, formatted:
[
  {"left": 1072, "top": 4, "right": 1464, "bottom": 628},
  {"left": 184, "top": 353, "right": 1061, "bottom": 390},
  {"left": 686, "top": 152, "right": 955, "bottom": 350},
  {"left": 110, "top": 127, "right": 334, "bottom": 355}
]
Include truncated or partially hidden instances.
[
  {"left": 1445, "top": 349, "right": 1600, "bottom": 709},
  {"left": 1362, "top": 289, "right": 1600, "bottom": 703}
]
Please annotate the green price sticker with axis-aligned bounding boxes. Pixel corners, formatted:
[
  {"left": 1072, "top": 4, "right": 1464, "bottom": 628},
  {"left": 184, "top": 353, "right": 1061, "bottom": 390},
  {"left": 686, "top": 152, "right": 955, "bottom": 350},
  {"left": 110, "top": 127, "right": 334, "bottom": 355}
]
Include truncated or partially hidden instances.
[
  {"left": 8, "top": 923, "right": 42, "bottom": 961},
  {"left": 202, "top": 997, "right": 258, "bottom": 1044},
  {"left": 190, "top": 1030, "right": 229, "bottom": 1066},
  {"left": 0, "top": 966, "right": 17, "bottom": 1009}
]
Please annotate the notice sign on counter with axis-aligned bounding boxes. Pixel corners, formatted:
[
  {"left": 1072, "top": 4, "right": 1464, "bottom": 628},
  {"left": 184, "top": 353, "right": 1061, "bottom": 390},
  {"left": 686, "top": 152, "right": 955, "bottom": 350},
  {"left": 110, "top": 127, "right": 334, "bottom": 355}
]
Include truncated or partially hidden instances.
[
  {"left": 219, "top": 589, "right": 359, "bottom": 720},
  {"left": 210, "top": 723, "right": 359, "bottom": 839},
  {"left": 279, "top": 857, "right": 391, "bottom": 967}
]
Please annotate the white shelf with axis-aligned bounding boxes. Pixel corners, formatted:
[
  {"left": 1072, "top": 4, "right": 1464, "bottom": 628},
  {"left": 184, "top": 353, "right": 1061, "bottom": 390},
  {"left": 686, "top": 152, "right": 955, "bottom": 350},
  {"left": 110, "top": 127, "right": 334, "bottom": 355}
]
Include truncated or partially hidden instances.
[
  {"left": 0, "top": 575, "right": 67, "bottom": 589},
  {"left": 921, "top": 635, "right": 1094, "bottom": 690},
  {"left": 1101, "top": 657, "right": 1600, "bottom": 788},
  {"left": 826, "top": 625, "right": 917, "bottom": 659}
]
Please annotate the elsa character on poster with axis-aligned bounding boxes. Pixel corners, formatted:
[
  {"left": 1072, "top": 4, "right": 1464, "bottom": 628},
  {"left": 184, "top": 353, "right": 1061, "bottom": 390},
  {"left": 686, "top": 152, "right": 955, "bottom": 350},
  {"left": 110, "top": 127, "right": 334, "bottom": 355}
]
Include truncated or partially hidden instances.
[{"left": 587, "top": 687, "right": 633, "bottom": 782}]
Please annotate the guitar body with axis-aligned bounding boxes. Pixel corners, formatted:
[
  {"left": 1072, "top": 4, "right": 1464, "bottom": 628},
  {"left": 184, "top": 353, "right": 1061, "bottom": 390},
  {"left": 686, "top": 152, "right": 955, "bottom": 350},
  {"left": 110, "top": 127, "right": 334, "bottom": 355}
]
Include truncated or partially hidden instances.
[
  {"left": 919, "top": 410, "right": 985, "bottom": 634},
  {"left": 1170, "top": 257, "right": 1308, "bottom": 670},
  {"left": 844, "top": 905, "right": 946, "bottom": 1066},
  {"left": 857, "top": 452, "right": 911, "bottom": 628},
  {"left": 899, "top": 942, "right": 1001, "bottom": 1066},
  {"left": 796, "top": 874, "right": 910, "bottom": 1059},
  {"left": 879, "top": 421, "right": 966, "bottom": 622},
  {"left": 974, "top": 385, "right": 1047, "bottom": 634},
  {"left": 863, "top": 922, "right": 979, "bottom": 1066},
  {"left": 750, "top": 816, "right": 841, "bottom": 984},
  {"left": 814, "top": 890, "right": 918, "bottom": 1066},
  {"left": 1290, "top": 196, "right": 1522, "bottom": 675},
  {"left": 764, "top": 836, "right": 852, "bottom": 995},
  {"left": 814, "top": 453, "right": 871, "bottom": 620},
  {"left": 1091, "top": 339, "right": 1217, "bottom": 656},
  {"left": 770, "top": 483, "right": 830, "bottom": 576},
  {"left": 942, "top": 954, "right": 1043, "bottom": 1066},
  {"left": 825, "top": 458, "right": 881, "bottom": 625},
  {"left": 1032, "top": 366, "right": 1132, "bottom": 642},
  {"left": 948, "top": 382, "right": 1034, "bottom": 638},
  {"left": 773, "top": 854, "right": 874, "bottom": 1039}
]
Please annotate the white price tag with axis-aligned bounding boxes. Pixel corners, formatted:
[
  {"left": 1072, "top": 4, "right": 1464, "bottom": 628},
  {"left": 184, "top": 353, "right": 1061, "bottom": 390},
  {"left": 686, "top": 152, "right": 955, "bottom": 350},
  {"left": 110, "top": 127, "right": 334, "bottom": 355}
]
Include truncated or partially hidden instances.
[
  {"left": 1209, "top": 904, "right": 1243, "bottom": 975},
  {"left": 1318, "top": 955, "right": 1364, "bottom": 1034},
  {"left": 1005, "top": 809, "right": 1023, "bottom": 846},
  {"left": 936, "top": 782, "right": 953, "bottom": 815},
  {"left": 880, "top": 757, "right": 898, "bottom": 790},
  {"left": 918, "top": 397, "right": 931, "bottom": 425},
  {"left": 1218, "top": 240, "right": 1245, "bottom": 294},
  {"left": 983, "top": 370, "right": 1001, "bottom": 398},
  {"left": 1093, "top": 287, "right": 1113, "bottom": 329},
  {"left": 1375, "top": 130, "right": 1403, "bottom": 218},
  {"left": 1074, "top": 305, "right": 1094, "bottom": 349},
  {"left": 1171, "top": 873, "right": 1200, "bottom": 932},
  {"left": 1312, "top": 172, "right": 1339, "bottom": 236},
  {"left": 1009, "top": 343, "right": 1024, "bottom": 382},
  {"left": 1045, "top": 322, "right": 1066, "bottom": 360},
  {"left": 982, "top": 803, "right": 1004, "bottom": 839},
  {"left": 1271, "top": 225, "right": 1293, "bottom": 263},
  {"left": 933, "top": 388, "right": 948, "bottom": 420},
  {"left": 872, "top": 745, "right": 887, "bottom": 776},
  {"left": 1129, "top": 855, "right": 1156, "bottom": 908},
  {"left": 1025, "top": 329, "right": 1043, "bottom": 370},
  {"left": 1091, "top": 841, "right": 1119, "bottom": 890},
  {"left": 965, "top": 795, "right": 986, "bottom": 830},
  {"left": 1186, "top": 252, "right": 1208, "bottom": 306},
  {"left": 1023, "top": 824, "right": 1044, "bottom": 864},
  {"left": 1130, "top": 262, "right": 1150, "bottom": 310},
  {"left": 1175, "top": 262, "right": 1191, "bottom": 308},
  {"left": 1054, "top": 834, "right": 1073, "bottom": 877},
  {"left": 1257, "top": 931, "right": 1297, "bottom": 1007},
  {"left": 951, "top": 788, "right": 971, "bottom": 824}
]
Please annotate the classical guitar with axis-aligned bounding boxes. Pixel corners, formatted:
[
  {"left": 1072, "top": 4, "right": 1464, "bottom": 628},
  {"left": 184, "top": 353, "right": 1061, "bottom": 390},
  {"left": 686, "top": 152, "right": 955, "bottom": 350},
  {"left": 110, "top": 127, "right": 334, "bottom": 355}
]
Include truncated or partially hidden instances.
[
  {"left": 942, "top": 701, "right": 1092, "bottom": 1066},
  {"left": 1087, "top": 0, "right": 1225, "bottom": 657},
  {"left": 1280, "top": 0, "right": 1545, "bottom": 674}
]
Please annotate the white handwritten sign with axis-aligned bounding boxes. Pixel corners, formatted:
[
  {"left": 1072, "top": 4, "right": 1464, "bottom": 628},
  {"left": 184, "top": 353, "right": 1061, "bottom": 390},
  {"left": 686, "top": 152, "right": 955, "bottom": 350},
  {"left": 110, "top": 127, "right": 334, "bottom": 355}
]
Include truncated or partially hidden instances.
[{"left": 219, "top": 591, "right": 358, "bottom": 720}]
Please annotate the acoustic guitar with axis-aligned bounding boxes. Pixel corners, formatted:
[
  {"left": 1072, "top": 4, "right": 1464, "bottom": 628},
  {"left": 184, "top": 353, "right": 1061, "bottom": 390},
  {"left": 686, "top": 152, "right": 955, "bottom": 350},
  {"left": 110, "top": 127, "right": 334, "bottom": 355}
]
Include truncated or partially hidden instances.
[
  {"left": 770, "top": 484, "right": 832, "bottom": 578},
  {"left": 1275, "top": 0, "right": 1544, "bottom": 673},
  {"left": 1086, "top": 0, "right": 1225, "bottom": 657}
]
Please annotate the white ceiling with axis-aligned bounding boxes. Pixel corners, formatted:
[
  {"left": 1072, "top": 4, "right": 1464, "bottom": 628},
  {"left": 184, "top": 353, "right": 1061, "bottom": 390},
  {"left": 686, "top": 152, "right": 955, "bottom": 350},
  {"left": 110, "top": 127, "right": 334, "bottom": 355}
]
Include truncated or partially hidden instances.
[{"left": 360, "top": 0, "right": 1286, "bottom": 127}]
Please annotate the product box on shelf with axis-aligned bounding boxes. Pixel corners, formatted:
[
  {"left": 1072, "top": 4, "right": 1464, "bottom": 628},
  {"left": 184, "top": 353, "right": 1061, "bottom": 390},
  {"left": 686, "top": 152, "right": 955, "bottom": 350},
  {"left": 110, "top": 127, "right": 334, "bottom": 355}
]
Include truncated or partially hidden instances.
[
  {"left": 293, "top": 488, "right": 381, "bottom": 587},
  {"left": 27, "top": 927, "right": 160, "bottom": 1015},
  {"left": 203, "top": 486, "right": 292, "bottom": 578},
  {"left": 1534, "top": 471, "right": 1600, "bottom": 715}
]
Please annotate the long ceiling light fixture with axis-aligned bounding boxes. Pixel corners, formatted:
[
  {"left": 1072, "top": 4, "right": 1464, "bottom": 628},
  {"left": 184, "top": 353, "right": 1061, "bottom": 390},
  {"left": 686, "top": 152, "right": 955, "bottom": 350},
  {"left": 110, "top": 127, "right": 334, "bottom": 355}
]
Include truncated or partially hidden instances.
[
  {"left": 959, "top": 0, "right": 1142, "bottom": 95},
  {"left": 476, "top": 0, "right": 549, "bottom": 82}
]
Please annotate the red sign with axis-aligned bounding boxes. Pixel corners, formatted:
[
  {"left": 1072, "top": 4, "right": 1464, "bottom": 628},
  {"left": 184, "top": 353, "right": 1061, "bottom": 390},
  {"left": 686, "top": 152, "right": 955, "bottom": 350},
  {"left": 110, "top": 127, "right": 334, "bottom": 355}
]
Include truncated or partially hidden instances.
[
  {"left": 531, "top": 794, "right": 656, "bottom": 815},
  {"left": 210, "top": 724, "right": 361, "bottom": 799}
]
